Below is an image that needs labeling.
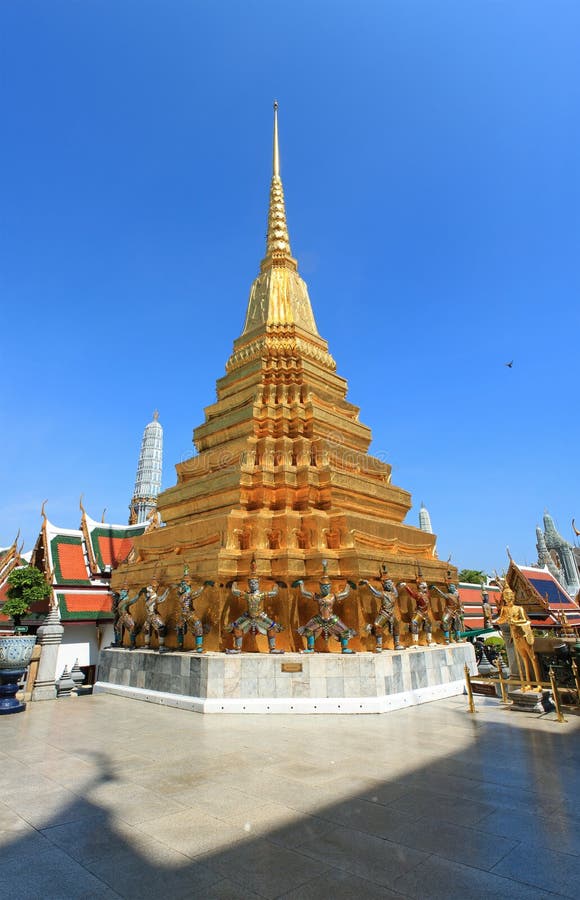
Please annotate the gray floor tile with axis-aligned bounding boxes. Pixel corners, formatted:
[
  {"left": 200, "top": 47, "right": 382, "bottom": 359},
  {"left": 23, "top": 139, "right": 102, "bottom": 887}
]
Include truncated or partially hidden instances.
[
  {"left": 394, "top": 854, "right": 557, "bottom": 900},
  {"left": 0, "top": 824, "right": 53, "bottom": 861},
  {"left": 394, "top": 816, "right": 519, "bottom": 869},
  {"left": 404, "top": 770, "right": 559, "bottom": 817},
  {"left": 0, "top": 844, "right": 120, "bottom": 899},
  {"left": 386, "top": 786, "right": 497, "bottom": 827},
  {"left": 294, "top": 823, "right": 427, "bottom": 888},
  {"left": 278, "top": 866, "right": 403, "bottom": 898},
  {"left": 6, "top": 692, "right": 580, "bottom": 900},
  {"left": 179, "top": 780, "right": 271, "bottom": 817},
  {"left": 189, "top": 878, "right": 263, "bottom": 899},
  {"left": 492, "top": 842, "right": 580, "bottom": 898},
  {"left": 208, "top": 838, "right": 330, "bottom": 899},
  {"left": 480, "top": 806, "right": 580, "bottom": 857},
  {"left": 357, "top": 780, "right": 413, "bottom": 807},
  {"left": 85, "top": 843, "right": 222, "bottom": 900},
  {"left": 40, "top": 813, "right": 157, "bottom": 863},
  {"left": 266, "top": 813, "right": 335, "bottom": 850},
  {"left": 137, "top": 807, "right": 249, "bottom": 858},
  {"left": 223, "top": 802, "right": 318, "bottom": 840},
  {"left": 316, "top": 796, "right": 419, "bottom": 840},
  {"left": 2, "top": 788, "right": 105, "bottom": 830}
]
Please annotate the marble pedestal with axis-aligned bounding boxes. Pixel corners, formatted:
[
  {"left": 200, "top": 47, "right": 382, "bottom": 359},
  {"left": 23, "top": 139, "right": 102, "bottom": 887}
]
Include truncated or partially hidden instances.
[
  {"left": 95, "top": 643, "right": 476, "bottom": 715},
  {"left": 508, "top": 688, "right": 545, "bottom": 713}
]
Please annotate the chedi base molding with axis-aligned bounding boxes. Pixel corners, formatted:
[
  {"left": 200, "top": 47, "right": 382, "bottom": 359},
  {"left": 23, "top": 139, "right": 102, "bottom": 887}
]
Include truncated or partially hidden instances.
[{"left": 95, "top": 644, "right": 476, "bottom": 715}]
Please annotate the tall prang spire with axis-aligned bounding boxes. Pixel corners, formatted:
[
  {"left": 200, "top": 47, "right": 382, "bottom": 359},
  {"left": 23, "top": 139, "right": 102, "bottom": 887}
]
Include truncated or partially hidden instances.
[
  {"left": 129, "top": 411, "right": 163, "bottom": 525},
  {"left": 241, "top": 102, "right": 319, "bottom": 337},
  {"left": 419, "top": 503, "right": 433, "bottom": 534},
  {"left": 536, "top": 525, "right": 561, "bottom": 581},
  {"left": 543, "top": 511, "right": 580, "bottom": 595}
]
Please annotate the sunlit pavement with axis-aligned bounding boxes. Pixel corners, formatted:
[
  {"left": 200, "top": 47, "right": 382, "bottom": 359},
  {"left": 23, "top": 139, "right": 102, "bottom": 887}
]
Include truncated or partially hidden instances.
[{"left": 1, "top": 692, "right": 579, "bottom": 898}]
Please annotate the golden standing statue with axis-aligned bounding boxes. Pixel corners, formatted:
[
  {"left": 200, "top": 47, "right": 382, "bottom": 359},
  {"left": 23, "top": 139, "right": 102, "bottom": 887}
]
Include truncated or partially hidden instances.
[{"left": 497, "top": 585, "right": 541, "bottom": 690}]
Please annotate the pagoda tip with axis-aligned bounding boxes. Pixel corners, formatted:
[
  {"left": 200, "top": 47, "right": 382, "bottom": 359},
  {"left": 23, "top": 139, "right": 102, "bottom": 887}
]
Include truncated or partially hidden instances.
[{"left": 272, "top": 101, "right": 280, "bottom": 178}]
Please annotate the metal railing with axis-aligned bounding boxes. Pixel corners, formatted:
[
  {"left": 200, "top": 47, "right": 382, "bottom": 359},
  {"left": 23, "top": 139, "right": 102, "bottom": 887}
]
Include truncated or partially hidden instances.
[{"left": 463, "top": 662, "right": 576, "bottom": 725}]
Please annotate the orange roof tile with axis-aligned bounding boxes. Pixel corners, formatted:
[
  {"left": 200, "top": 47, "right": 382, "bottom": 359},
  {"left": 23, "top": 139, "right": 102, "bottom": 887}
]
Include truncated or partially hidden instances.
[
  {"left": 54, "top": 541, "right": 88, "bottom": 582},
  {"left": 97, "top": 536, "right": 134, "bottom": 568},
  {"left": 61, "top": 593, "right": 111, "bottom": 614}
]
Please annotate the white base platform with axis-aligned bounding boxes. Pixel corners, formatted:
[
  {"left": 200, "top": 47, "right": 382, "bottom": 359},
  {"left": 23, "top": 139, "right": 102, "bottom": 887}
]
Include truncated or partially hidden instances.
[
  {"left": 95, "top": 644, "right": 476, "bottom": 715},
  {"left": 93, "top": 677, "right": 467, "bottom": 714}
]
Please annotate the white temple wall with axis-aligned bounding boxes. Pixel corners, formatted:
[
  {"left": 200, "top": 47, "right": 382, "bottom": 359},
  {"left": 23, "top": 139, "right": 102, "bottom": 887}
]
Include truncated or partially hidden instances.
[{"left": 57, "top": 623, "right": 113, "bottom": 675}]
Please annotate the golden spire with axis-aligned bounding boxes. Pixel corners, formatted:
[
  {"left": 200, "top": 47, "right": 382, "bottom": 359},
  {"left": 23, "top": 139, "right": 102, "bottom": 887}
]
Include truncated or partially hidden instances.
[
  {"left": 239, "top": 103, "right": 321, "bottom": 339},
  {"left": 272, "top": 100, "right": 280, "bottom": 177},
  {"left": 261, "top": 100, "right": 297, "bottom": 273}
]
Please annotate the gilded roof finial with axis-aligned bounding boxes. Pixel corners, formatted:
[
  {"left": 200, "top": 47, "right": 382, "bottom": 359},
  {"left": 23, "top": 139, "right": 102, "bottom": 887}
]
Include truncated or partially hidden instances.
[
  {"left": 273, "top": 100, "right": 280, "bottom": 178},
  {"left": 239, "top": 103, "right": 321, "bottom": 339},
  {"left": 261, "top": 101, "right": 295, "bottom": 272}
]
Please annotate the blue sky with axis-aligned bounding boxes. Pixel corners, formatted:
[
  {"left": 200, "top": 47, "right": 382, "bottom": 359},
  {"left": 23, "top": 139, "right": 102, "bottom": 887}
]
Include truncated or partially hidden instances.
[{"left": 1, "top": 1, "right": 579, "bottom": 573}]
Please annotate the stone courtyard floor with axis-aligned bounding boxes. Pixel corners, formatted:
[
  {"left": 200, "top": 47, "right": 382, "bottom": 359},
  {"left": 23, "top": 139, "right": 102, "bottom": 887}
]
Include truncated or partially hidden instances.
[{"left": 1, "top": 694, "right": 579, "bottom": 899}]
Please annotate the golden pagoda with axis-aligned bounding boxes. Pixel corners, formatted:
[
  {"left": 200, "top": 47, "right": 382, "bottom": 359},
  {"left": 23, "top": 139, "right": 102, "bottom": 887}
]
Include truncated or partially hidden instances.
[{"left": 113, "top": 103, "right": 455, "bottom": 651}]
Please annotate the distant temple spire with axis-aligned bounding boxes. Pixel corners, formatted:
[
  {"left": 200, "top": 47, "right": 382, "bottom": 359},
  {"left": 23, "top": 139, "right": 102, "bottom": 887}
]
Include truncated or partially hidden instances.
[
  {"left": 541, "top": 511, "right": 580, "bottom": 597},
  {"left": 241, "top": 101, "right": 319, "bottom": 337},
  {"left": 129, "top": 411, "right": 163, "bottom": 525},
  {"left": 536, "top": 525, "right": 561, "bottom": 581},
  {"left": 419, "top": 502, "right": 433, "bottom": 534}
]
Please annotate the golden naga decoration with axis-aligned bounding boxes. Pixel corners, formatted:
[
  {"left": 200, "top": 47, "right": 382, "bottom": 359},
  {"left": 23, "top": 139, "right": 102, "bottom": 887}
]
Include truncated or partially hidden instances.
[
  {"left": 8, "top": 528, "right": 21, "bottom": 555},
  {"left": 558, "top": 610, "right": 574, "bottom": 636},
  {"left": 497, "top": 585, "right": 542, "bottom": 691},
  {"left": 572, "top": 518, "right": 580, "bottom": 537},
  {"left": 111, "top": 103, "right": 457, "bottom": 652}
]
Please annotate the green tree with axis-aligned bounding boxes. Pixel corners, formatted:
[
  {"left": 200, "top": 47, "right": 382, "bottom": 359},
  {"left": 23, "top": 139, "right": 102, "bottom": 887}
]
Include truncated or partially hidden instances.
[
  {"left": 458, "top": 569, "right": 488, "bottom": 585},
  {"left": 5, "top": 566, "right": 51, "bottom": 628}
]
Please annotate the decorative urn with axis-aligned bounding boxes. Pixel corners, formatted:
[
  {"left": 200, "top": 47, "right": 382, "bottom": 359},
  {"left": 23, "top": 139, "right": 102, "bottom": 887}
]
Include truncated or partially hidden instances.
[{"left": 0, "top": 635, "right": 37, "bottom": 715}]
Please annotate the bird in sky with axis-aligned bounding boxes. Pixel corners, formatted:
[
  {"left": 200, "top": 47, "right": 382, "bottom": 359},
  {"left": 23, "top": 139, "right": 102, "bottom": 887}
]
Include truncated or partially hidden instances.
[{"left": 505, "top": 360, "right": 513, "bottom": 368}]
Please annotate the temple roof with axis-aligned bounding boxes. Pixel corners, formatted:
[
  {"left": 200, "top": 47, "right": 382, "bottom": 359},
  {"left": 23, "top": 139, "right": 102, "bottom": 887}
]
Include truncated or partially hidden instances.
[
  {"left": 82, "top": 512, "right": 146, "bottom": 573},
  {"left": 0, "top": 537, "right": 28, "bottom": 609},
  {"left": 458, "top": 583, "right": 501, "bottom": 631},
  {"left": 6, "top": 506, "right": 148, "bottom": 623},
  {"left": 38, "top": 511, "right": 145, "bottom": 585},
  {"left": 507, "top": 561, "right": 580, "bottom": 629},
  {"left": 56, "top": 591, "right": 113, "bottom": 621}
]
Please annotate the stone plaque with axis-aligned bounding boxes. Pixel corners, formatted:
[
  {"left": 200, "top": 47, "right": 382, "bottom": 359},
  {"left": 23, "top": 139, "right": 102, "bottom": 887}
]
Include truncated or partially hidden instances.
[
  {"left": 471, "top": 681, "right": 496, "bottom": 697},
  {"left": 281, "top": 662, "right": 303, "bottom": 673}
]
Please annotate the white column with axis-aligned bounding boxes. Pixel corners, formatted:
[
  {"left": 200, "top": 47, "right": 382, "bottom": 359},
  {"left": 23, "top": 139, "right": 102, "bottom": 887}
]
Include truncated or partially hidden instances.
[{"left": 31, "top": 605, "right": 64, "bottom": 701}]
